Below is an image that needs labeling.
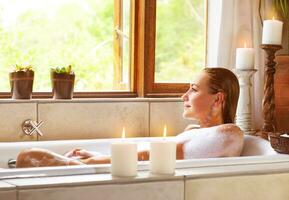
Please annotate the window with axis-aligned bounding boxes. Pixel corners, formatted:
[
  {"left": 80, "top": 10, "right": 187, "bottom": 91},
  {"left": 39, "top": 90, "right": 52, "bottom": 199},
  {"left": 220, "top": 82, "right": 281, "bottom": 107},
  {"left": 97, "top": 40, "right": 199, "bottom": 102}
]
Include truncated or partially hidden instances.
[
  {"left": 0, "top": 0, "right": 132, "bottom": 97},
  {"left": 155, "top": 0, "right": 205, "bottom": 83},
  {"left": 133, "top": 0, "right": 207, "bottom": 97},
  {"left": 0, "top": 0, "right": 207, "bottom": 98}
]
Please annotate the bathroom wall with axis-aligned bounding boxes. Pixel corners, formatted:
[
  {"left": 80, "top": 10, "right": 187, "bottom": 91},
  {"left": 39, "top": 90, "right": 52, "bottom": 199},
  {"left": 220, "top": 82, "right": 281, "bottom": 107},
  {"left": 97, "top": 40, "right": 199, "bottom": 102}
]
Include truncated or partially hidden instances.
[
  {"left": 0, "top": 98, "right": 191, "bottom": 142},
  {"left": 185, "top": 173, "right": 289, "bottom": 200},
  {"left": 275, "top": 56, "right": 289, "bottom": 132},
  {"left": 0, "top": 182, "right": 16, "bottom": 200},
  {"left": 2, "top": 168, "right": 289, "bottom": 200}
]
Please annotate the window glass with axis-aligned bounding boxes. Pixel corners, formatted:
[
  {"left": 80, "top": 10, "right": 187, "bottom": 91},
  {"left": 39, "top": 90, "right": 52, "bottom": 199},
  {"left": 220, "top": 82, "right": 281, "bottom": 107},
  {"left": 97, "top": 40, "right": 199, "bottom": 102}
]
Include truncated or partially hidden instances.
[
  {"left": 121, "top": 0, "right": 130, "bottom": 85},
  {"left": 155, "top": 0, "right": 205, "bottom": 83},
  {"left": 0, "top": 0, "right": 130, "bottom": 92}
]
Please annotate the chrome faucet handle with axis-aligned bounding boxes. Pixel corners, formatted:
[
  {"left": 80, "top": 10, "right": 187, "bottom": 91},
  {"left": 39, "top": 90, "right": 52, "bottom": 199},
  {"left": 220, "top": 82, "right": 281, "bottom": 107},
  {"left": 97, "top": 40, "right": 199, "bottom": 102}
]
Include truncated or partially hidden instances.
[
  {"left": 29, "top": 120, "right": 44, "bottom": 136},
  {"left": 22, "top": 119, "right": 44, "bottom": 136}
]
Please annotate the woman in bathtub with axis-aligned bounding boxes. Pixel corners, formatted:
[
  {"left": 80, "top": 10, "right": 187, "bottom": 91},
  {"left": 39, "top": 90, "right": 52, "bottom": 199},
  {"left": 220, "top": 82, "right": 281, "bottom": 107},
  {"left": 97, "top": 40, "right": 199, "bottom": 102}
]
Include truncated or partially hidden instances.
[{"left": 16, "top": 67, "right": 244, "bottom": 167}]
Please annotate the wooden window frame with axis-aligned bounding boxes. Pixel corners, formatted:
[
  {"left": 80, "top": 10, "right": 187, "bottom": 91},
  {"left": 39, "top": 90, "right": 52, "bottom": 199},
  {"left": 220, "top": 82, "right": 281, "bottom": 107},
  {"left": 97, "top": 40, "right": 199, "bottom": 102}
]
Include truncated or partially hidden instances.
[
  {"left": 0, "top": 0, "right": 207, "bottom": 99},
  {"left": 132, "top": 0, "right": 208, "bottom": 97}
]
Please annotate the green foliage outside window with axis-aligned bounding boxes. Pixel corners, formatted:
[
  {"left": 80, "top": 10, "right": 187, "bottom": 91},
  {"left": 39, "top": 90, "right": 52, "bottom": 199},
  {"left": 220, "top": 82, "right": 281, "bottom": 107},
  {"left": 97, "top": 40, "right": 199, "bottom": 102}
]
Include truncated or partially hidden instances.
[
  {"left": 155, "top": 0, "right": 205, "bottom": 83},
  {"left": 0, "top": 0, "right": 205, "bottom": 92},
  {"left": 0, "top": 0, "right": 114, "bottom": 92}
]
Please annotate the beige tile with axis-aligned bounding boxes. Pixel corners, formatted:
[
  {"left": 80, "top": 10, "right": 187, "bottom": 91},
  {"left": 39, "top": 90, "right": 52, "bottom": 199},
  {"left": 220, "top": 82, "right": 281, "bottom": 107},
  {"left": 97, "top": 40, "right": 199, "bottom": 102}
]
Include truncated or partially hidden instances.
[
  {"left": 18, "top": 180, "right": 184, "bottom": 200},
  {"left": 0, "top": 181, "right": 16, "bottom": 200},
  {"left": 186, "top": 173, "right": 289, "bottom": 200},
  {"left": 150, "top": 102, "right": 192, "bottom": 137},
  {"left": 0, "top": 103, "right": 37, "bottom": 142},
  {"left": 0, "top": 181, "right": 15, "bottom": 190},
  {"left": 0, "top": 190, "right": 16, "bottom": 200},
  {"left": 5, "top": 171, "right": 184, "bottom": 188},
  {"left": 38, "top": 102, "right": 149, "bottom": 140}
]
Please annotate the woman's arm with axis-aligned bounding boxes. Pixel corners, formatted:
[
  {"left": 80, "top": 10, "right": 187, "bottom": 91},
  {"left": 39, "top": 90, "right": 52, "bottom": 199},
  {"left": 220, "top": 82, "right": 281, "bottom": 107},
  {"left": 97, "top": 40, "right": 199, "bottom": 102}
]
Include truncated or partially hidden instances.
[
  {"left": 80, "top": 143, "right": 185, "bottom": 165},
  {"left": 79, "top": 152, "right": 151, "bottom": 164}
]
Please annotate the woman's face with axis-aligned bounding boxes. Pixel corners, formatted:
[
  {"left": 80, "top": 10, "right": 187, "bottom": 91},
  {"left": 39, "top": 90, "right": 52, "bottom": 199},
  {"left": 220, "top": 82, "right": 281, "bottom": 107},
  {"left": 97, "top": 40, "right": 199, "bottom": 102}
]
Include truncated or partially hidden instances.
[{"left": 181, "top": 72, "right": 217, "bottom": 121}]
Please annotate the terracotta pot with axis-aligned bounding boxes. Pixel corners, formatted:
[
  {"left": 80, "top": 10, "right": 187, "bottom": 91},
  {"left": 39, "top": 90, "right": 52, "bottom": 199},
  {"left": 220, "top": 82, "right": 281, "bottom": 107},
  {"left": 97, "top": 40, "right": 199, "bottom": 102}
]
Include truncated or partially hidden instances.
[
  {"left": 275, "top": 55, "right": 289, "bottom": 132},
  {"left": 9, "top": 70, "right": 34, "bottom": 99},
  {"left": 51, "top": 71, "right": 75, "bottom": 99}
]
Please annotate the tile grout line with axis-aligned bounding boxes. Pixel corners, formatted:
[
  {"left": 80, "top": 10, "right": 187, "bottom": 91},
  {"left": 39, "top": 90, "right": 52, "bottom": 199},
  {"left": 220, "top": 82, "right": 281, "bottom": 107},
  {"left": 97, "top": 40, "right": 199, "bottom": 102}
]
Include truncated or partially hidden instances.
[
  {"left": 16, "top": 188, "right": 19, "bottom": 200},
  {"left": 36, "top": 102, "right": 39, "bottom": 141},
  {"left": 1, "top": 180, "right": 19, "bottom": 200},
  {"left": 183, "top": 178, "right": 186, "bottom": 200},
  {"left": 148, "top": 102, "right": 151, "bottom": 137}
]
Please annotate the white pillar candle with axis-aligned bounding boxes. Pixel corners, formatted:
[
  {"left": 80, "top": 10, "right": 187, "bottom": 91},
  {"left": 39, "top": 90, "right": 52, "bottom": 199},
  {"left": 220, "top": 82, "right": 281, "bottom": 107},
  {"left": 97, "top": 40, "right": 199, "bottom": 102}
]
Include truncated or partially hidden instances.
[
  {"left": 236, "top": 43, "right": 254, "bottom": 69},
  {"left": 262, "top": 18, "right": 283, "bottom": 45},
  {"left": 111, "top": 128, "right": 137, "bottom": 177},
  {"left": 150, "top": 125, "right": 176, "bottom": 175}
]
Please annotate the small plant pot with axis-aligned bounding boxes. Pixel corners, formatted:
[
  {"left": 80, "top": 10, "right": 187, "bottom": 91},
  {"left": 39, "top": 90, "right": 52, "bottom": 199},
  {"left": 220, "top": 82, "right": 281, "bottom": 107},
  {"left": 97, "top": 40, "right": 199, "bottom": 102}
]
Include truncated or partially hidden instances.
[
  {"left": 51, "top": 71, "right": 75, "bottom": 99},
  {"left": 9, "top": 70, "right": 34, "bottom": 99}
]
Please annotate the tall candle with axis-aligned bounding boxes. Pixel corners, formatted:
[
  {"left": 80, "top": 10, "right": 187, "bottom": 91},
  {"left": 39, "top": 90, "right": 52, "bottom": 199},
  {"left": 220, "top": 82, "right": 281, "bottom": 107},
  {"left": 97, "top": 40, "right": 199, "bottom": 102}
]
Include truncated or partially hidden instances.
[
  {"left": 236, "top": 42, "right": 254, "bottom": 69},
  {"left": 150, "top": 125, "right": 176, "bottom": 175},
  {"left": 262, "top": 17, "right": 283, "bottom": 45},
  {"left": 111, "top": 127, "right": 137, "bottom": 177}
]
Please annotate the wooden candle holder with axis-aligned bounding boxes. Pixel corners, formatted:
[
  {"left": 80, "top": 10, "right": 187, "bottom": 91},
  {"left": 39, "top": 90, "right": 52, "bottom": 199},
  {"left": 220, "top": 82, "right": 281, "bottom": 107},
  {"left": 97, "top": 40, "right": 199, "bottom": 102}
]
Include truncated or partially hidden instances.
[{"left": 260, "top": 44, "right": 282, "bottom": 134}]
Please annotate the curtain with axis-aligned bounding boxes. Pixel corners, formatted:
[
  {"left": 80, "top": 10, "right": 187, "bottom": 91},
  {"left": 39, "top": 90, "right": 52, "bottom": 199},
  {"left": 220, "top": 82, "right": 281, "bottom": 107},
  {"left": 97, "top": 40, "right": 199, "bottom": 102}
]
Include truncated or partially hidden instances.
[{"left": 206, "top": 0, "right": 268, "bottom": 130}]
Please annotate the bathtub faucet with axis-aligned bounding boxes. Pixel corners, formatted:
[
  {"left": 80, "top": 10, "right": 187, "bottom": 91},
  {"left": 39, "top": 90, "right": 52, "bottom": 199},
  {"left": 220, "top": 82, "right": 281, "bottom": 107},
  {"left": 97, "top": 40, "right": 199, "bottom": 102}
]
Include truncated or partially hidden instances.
[
  {"left": 22, "top": 119, "right": 44, "bottom": 136},
  {"left": 8, "top": 159, "right": 16, "bottom": 168}
]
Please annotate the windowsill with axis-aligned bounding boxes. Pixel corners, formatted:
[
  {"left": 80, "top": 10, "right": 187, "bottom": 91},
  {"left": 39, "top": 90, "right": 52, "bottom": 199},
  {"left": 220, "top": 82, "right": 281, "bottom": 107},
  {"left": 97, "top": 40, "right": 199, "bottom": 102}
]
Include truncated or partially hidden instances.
[
  {"left": 0, "top": 97, "right": 183, "bottom": 103},
  {"left": 0, "top": 92, "right": 185, "bottom": 99}
]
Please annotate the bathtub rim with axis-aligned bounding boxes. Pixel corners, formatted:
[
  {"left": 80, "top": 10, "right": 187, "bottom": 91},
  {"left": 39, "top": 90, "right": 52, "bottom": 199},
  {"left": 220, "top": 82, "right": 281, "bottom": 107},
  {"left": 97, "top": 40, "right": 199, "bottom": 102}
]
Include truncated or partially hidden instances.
[{"left": 1, "top": 154, "right": 289, "bottom": 180}]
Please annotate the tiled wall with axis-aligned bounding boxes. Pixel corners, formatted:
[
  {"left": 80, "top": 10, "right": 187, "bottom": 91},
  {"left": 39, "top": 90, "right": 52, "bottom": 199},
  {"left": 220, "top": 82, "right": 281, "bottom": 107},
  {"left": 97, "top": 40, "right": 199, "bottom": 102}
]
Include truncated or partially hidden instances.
[
  {"left": 0, "top": 102, "right": 37, "bottom": 142},
  {"left": 2, "top": 172, "right": 289, "bottom": 200},
  {"left": 185, "top": 173, "right": 289, "bottom": 200},
  {"left": 0, "top": 98, "right": 191, "bottom": 142},
  {"left": 16, "top": 180, "right": 184, "bottom": 200},
  {"left": 0, "top": 182, "right": 16, "bottom": 200}
]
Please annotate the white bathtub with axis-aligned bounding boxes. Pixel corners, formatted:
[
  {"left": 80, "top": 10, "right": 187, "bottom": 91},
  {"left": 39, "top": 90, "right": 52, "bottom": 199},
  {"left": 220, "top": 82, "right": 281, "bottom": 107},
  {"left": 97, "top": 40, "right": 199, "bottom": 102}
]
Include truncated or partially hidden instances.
[{"left": 0, "top": 135, "right": 287, "bottom": 180}]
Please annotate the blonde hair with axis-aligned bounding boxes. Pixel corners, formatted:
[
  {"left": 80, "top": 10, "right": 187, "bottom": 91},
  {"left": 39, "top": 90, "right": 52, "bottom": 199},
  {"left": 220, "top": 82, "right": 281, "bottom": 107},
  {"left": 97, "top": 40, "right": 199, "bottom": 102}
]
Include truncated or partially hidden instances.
[{"left": 203, "top": 67, "right": 239, "bottom": 123}]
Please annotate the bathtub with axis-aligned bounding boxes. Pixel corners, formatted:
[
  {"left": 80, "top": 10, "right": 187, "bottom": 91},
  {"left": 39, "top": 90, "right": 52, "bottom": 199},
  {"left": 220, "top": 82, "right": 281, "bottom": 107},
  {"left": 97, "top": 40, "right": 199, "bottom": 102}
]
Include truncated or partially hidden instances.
[
  {"left": 2, "top": 136, "right": 289, "bottom": 200},
  {"left": 0, "top": 136, "right": 289, "bottom": 179},
  {"left": 0, "top": 135, "right": 288, "bottom": 180}
]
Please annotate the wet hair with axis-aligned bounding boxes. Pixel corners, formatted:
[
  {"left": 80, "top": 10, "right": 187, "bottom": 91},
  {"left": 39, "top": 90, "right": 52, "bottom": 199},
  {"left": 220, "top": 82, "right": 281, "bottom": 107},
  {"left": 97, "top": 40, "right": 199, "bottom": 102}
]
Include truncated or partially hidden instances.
[{"left": 203, "top": 67, "right": 239, "bottom": 124}]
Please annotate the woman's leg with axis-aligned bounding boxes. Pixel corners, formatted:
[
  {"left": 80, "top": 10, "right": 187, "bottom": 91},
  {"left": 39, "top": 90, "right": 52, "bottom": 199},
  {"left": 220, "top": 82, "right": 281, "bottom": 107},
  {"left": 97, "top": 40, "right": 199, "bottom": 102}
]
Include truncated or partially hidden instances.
[{"left": 16, "top": 148, "right": 83, "bottom": 168}]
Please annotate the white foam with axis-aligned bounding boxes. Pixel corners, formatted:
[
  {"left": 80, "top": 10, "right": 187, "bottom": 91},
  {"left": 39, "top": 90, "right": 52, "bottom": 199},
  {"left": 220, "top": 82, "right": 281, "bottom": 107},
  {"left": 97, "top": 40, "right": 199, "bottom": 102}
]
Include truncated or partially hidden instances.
[{"left": 175, "top": 125, "right": 244, "bottom": 159}]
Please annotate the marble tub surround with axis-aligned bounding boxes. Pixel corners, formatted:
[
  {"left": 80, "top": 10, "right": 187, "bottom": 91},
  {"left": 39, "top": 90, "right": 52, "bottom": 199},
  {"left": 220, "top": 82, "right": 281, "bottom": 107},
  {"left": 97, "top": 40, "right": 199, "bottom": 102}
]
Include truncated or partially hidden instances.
[
  {"left": 0, "top": 102, "right": 37, "bottom": 142},
  {"left": 150, "top": 102, "right": 191, "bottom": 137},
  {"left": 0, "top": 154, "right": 287, "bottom": 179},
  {"left": 0, "top": 98, "right": 191, "bottom": 141},
  {"left": 185, "top": 173, "right": 289, "bottom": 200},
  {"left": 38, "top": 102, "right": 150, "bottom": 140},
  {"left": 0, "top": 181, "right": 16, "bottom": 200},
  {"left": 0, "top": 136, "right": 287, "bottom": 200},
  {"left": 3, "top": 171, "right": 184, "bottom": 189},
  {"left": 4, "top": 173, "right": 184, "bottom": 200},
  {"left": 2, "top": 160, "right": 289, "bottom": 200}
]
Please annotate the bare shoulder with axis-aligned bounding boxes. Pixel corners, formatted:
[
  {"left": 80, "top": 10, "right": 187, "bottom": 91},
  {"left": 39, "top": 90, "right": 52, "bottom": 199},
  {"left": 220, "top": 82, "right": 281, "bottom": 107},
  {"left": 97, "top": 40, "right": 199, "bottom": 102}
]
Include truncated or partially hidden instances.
[
  {"left": 215, "top": 124, "right": 244, "bottom": 157},
  {"left": 215, "top": 124, "right": 244, "bottom": 137}
]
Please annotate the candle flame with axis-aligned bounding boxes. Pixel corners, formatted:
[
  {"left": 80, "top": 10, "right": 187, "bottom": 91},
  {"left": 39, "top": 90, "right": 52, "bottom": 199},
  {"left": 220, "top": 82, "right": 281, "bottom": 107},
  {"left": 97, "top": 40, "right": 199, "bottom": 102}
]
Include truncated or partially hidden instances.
[
  {"left": 122, "top": 127, "right": 126, "bottom": 138},
  {"left": 163, "top": 124, "right": 167, "bottom": 138},
  {"left": 244, "top": 42, "right": 247, "bottom": 48}
]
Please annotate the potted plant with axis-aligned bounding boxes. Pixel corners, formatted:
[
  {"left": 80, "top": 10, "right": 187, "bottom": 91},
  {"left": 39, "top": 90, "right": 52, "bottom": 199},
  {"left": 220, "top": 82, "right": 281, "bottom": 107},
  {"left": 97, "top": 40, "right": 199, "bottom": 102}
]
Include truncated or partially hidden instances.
[
  {"left": 9, "top": 64, "right": 34, "bottom": 99},
  {"left": 51, "top": 65, "right": 75, "bottom": 99}
]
